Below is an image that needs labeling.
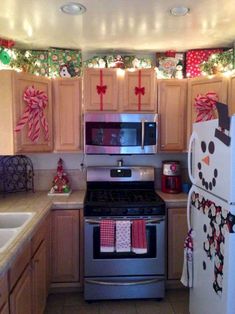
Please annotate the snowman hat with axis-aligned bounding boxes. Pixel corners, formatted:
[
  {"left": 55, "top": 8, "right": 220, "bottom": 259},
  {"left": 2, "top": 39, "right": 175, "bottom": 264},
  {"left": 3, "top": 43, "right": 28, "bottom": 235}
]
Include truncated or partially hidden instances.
[{"left": 214, "top": 102, "right": 231, "bottom": 146}]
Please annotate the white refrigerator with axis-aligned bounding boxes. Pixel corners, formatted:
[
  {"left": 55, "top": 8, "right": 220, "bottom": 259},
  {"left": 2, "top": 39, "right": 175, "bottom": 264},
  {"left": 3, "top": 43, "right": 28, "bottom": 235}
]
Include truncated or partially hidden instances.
[{"left": 187, "top": 113, "right": 235, "bottom": 314}]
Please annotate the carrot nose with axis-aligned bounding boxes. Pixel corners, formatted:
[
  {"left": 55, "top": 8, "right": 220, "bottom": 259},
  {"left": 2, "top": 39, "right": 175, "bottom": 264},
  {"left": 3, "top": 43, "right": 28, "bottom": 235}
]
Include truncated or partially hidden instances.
[{"left": 202, "top": 155, "right": 210, "bottom": 165}]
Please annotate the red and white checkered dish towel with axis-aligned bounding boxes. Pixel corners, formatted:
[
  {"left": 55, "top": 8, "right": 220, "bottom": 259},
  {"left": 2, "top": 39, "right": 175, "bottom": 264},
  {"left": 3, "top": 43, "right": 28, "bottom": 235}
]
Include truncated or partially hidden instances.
[
  {"left": 100, "top": 219, "right": 115, "bottom": 252},
  {"left": 132, "top": 219, "right": 147, "bottom": 254},
  {"left": 116, "top": 220, "right": 131, "bottom": 252}
]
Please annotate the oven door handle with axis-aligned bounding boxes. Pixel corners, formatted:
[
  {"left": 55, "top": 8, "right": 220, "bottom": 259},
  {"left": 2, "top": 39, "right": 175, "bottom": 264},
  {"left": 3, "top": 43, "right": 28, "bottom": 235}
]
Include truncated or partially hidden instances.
[
  {"left": 85, "top": 278, "right": 164, "bottom": 286},
  {"left": 85, "top": 218, "right": 165, "bottom": 225}
]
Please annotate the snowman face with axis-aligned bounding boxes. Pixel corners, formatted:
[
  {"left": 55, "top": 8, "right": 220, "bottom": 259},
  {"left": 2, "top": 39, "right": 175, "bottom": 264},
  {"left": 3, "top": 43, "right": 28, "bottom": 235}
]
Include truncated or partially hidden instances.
[{"left": 197, "top": 140, "right": 218, "bottom": 191}]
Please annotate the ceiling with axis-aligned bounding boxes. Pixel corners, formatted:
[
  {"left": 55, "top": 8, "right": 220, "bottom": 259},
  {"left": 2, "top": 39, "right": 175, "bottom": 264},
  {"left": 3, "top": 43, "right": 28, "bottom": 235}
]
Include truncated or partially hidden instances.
[{"left": 1, "top": 0, "right": 235, "bottom": 54}]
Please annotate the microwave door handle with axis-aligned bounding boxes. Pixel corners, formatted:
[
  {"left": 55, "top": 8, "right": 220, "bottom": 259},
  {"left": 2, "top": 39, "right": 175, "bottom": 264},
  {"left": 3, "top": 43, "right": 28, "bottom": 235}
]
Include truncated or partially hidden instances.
[{"left": 141, "top": 119, "right": 145, "bottom": 149}]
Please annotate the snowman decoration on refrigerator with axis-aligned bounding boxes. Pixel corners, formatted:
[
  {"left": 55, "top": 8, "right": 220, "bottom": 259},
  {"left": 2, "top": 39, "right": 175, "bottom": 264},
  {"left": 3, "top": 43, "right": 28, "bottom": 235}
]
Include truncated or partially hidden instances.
[{"left": 191, "top": 102, "right": 235, "bottom": 295}]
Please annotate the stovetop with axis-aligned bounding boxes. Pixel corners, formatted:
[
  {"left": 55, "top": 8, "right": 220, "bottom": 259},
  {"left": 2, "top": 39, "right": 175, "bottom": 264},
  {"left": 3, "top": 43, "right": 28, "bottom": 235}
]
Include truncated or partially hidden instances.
[{"left": 84, "top": 188, "right": 165, "bottom": 217}]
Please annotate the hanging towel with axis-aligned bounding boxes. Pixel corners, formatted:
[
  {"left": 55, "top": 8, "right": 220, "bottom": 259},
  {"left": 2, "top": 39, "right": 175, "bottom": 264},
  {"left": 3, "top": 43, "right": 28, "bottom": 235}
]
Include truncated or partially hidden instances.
[
  {"left": 100, "top": 219, "right": 115, "bottom": 252},
  {"left": 116, "top": 220, "right": 131, "bottom": 252},
  {"left": 132, "top": 219, "right": 147, "bottom": 254},
  {"left": 181, "top": 228, "right": 194, "bottom": 288}
]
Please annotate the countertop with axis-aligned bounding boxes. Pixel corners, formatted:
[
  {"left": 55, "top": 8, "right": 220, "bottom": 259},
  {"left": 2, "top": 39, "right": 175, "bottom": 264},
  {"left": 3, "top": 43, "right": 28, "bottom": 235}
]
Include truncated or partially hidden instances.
[
  {"left": 0, "top": 190, "right": 86, "bottom": 276},
  {"left": 0, "top": 189, "right": 187, "bottom": 275}
]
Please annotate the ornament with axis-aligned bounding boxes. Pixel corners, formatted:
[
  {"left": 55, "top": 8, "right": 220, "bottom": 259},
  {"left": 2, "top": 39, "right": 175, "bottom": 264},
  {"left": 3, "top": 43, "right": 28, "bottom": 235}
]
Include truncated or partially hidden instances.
[
  {"left": 50, "top": 158, "right": 71, "bottom": 194},
  {"left": 0, "top": 49, "right": 11, "bottom": 64}
]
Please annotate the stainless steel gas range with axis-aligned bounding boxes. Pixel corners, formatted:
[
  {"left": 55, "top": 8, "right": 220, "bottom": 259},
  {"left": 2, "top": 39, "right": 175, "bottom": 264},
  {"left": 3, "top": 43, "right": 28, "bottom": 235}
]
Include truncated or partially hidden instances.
[{"left": 83, "top": 166, "right": 166, "bottom": 301}]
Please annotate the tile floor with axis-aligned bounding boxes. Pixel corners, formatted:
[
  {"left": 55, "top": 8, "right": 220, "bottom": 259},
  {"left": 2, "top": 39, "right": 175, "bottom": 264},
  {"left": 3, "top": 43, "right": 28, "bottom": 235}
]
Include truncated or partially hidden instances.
[{"left": 44, "top": 289, "right": 189, "bottom": 314}]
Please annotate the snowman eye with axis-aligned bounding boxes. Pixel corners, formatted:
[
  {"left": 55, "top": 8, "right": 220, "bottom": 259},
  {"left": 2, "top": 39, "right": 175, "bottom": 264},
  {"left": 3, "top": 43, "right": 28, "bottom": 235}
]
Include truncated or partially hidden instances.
[
  {"left": 208, "top": 141, "right": 215, "bottom": 154},
  {"left": 201, "top": 141, "right": 206, "bottom": 153}
]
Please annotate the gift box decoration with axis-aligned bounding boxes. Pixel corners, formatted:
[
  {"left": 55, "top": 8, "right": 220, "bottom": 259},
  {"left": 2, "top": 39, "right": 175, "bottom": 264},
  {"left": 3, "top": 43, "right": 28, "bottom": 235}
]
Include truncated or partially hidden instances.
[
  {"left": 48, "top": 48, "right": 82, "bottom": 77},
  {"left": 156, "top": 51, "right": 185, "bottom": 79},
  {"left": 186, "top": 48, "right": 223, "bottom": 78}
]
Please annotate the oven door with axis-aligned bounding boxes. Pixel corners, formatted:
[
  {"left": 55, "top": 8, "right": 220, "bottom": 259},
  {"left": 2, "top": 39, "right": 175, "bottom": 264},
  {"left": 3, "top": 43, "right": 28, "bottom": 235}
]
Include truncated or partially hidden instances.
[
  {"left": 84, "top": 216, "right": 165, "bottom": 277},
  {"left": 84, "top": 113, "right": 158, "bottom": 154}
]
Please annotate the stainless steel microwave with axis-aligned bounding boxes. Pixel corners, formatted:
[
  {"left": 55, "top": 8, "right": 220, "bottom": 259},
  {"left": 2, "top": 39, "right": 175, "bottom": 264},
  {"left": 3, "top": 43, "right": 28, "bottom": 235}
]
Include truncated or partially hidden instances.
[{"left": 84, "top": 113, "right": 158, "bottom": 154}]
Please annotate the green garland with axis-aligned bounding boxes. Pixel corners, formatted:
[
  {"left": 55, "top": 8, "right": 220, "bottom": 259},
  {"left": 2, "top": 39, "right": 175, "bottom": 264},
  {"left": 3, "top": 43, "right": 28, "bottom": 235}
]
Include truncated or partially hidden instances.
[
  {"left": 200, "top": 49, "right": 234, "bottom": 75},
  {"left": 9, "top": 49, "right": 39, "bottom": 73}
]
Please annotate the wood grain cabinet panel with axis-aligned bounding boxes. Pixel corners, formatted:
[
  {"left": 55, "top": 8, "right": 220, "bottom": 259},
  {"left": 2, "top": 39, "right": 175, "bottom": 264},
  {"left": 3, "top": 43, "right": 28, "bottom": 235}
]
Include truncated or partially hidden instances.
[
  {"left": 53, "top": 78, "right": 81, "bottom": 151},
  {"left": 51, "top": 210, "right": 80, "bottom": 283},
  {"left": 0, "top": 273, "right": 8, "bottom": 313},
  {"left": 187, "top": 76, "right": 228, "bottom": 143},
  {"left": 0, "top": 302, "right": 9, "bottom": 314},
  {"left": 10, "top": 266, "right": 32, "bottom": 314},
  {"left": 122, "top": 68, "right": 156, "bottom": 112},
  {"left": 158, "top": 79, "right": 187, "bottom": 152},
  {"left": 167, "top": 207, "right": 188, "bottom": 280},
  {"left": 83, "top": 68, "right": 118, "bottom": 111},
  {"left": 0, "top": 70, "right": 53, "bottom": 154}
]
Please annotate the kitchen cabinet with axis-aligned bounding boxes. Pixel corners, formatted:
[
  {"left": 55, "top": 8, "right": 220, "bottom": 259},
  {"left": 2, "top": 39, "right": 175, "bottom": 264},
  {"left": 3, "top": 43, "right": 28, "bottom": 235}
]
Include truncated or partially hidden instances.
[
  {"left": 187, "top": 76, "right": 228, "bottom": 142},
  {"left": 0, "top": 273, "right": 8, "bottom": 314},
  {"left": 51, "top": 210, "right": 80, "bottom": 284},
  {"left": 158, "top": 79, "right": 187, "bottom": 152},
  {"left": 122, "top": 68, "right": 156, "bottom": 112},
  {"left": 53, "top": 77, "right": 82, "bottom": 151},
  {"left": 167, "top": 207, "right": 188, "bottom": 280},
  {"left": 228, "top": 75, "right": 235, "bottom": 115},
  {"left": 31, "top": 241, "right": 47, "bottom": 314},
  {"left": 10, "top": 265, "right": 32, "bottom": 314},
  {"left": 0, "top": 70, "right": 53, "bottom": 155},
  {"left": 83, "top": 68, "right": 119, "bottom": 111}
]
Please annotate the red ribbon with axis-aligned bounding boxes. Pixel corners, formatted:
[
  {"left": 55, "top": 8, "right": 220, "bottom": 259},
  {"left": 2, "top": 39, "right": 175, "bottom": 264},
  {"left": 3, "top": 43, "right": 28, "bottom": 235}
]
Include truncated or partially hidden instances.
[
  {"left": 194, "top": 92, "right": 218, "bottom": 122},
  {"left": 96, "top": 69, "right": 107, "bottom": 111},
  {"left": 135, "top": 70, "right": 145, "bottom": 111},
  {"left": 0, "top": 38, "right": 15, "bottom": 48},
  {"left": 14, "top": 86, "right": 49, "bottom": 143}
]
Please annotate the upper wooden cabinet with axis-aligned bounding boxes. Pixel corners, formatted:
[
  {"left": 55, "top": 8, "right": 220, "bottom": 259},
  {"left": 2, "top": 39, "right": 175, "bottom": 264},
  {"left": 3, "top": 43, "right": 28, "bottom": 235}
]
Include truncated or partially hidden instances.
[
  {"left": 122, "top": 68, "right": 156, "bottom": 112},
  {"left": 187, "top": 76, "right": 228, "bottom": 140},
  {"left": 158, "top": 79, "right": 187, "bottom": 152},
  {"left": 83, "top": 68, "right": 119, "bottom": 111},
  {"left": 228, "top": 75, "right": 235, "bottom": 115},
  {"left": 53, "top": 77, "right": 81, "bottom": 151},
  {"left": 0, "top": 70, "right": 53, "bottom": 155}
]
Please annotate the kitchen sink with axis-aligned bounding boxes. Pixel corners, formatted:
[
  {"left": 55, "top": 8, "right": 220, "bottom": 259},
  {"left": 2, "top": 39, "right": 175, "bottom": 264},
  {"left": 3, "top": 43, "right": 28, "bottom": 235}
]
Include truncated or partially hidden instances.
[
  {"left": 0, "top": 212, "right": 35, "bottom": 229},
  {"left": 0, "top": 228, "right": 19, "bottom": 253}
]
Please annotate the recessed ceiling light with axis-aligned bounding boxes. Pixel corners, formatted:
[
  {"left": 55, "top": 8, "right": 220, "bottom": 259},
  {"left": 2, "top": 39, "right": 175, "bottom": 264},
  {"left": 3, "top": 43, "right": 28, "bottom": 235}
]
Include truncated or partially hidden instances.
[
  {"left": 60, "top": 2, "right": 86, "bottom": 15},
  {"left": 170, "top": 6, "right": 190, "bottom": 16}
]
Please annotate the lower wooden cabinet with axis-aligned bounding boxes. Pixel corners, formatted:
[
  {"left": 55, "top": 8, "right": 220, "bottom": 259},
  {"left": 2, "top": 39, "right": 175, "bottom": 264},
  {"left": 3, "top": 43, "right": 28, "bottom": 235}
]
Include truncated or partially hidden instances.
[
  {"left": 10, "top": 265, "right": 32, "bottom": 314},
  {"left": 0, "top": 302, "right": 9, "bottom": 314},
  {"left": 32, "top": 241, "right": 47, "bottom": 314},
  {"left": 167, "top": 207, "right": 188, "bottom": 280},
  {"left": 51, "top": 210, "right": 80, "bottom": 283}
]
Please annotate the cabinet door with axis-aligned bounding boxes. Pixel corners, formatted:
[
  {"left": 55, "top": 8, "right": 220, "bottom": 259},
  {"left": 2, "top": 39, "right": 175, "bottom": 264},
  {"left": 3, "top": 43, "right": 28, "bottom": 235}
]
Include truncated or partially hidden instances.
[
  {"left": 0, "top": 302, "right": 9, "bottom": 314},
  {"left": 168, "top": 207, "right": 188, "bottom": 280},
  {"left": 10, "top": 266, "right": 32, "bottom": 314},
  {"left": 32, "top": 241, "right": 47, "bottom": 314},
  {"left": 51, "top": 210, "right": 79, "bottom": 282},
  {"left": 122, "top": 68, "right": 156, "bottom": 112},
  {"left": 14, "top": 72, "right": 53, "bottom": 153},
  {"left": 158, "top": 80, "right": 187, "bottom": 151},
  {"left": 53, "top": 78, "right": 81, "bottom": 151},
  {"left": 83, "top": 68, "right": 118, "bottom": 111},
  {"left": 0, "top": 273, "right": 8, "bottom": 314},
  {"left": 228, "top": 75, "right": 235, "bottom": 115},
  {"left": 187, "top": 76, "right": 228, "bottom": 141}
]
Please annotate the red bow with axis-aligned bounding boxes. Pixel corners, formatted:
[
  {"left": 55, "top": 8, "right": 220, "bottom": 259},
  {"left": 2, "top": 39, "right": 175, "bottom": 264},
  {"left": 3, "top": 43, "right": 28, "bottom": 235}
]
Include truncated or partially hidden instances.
[
  {"left": 96, "top": 85, "right": 107, "bottom": 95},
  {"left": 135, "top": 86, "right": 145, "bottom": 96},
  {"left": 194, "top": 92, "right": 218, "bottom": 122},
  {"left": 14, "top": 86, "right": 49, "bottom": 142},
  {"left": 0, "top": 38, "right": 15, "bottom": 48}
]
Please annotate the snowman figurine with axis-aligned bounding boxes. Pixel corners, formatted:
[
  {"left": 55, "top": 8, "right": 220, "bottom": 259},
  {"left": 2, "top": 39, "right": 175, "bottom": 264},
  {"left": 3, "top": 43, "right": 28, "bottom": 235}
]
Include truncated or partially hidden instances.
[
  {"left": 59, "top": 64, "right": 71, "bottom": 78},
  {"left": 174, "top": 60, "right": 183, "bottom": 79}
]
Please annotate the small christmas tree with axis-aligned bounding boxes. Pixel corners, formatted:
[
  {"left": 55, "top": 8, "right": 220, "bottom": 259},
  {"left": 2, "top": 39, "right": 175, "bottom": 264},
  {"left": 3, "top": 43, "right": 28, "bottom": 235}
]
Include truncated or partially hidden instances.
[{"left": 50, "top": 158, "right": 70, "bottom": 194}]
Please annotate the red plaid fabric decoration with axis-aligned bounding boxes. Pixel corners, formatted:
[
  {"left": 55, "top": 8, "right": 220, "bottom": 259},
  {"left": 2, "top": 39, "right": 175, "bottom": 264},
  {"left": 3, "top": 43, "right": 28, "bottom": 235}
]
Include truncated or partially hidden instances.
[
  {"left": 132, "top": 219, "right": 147, "bottom": 254},
  {"left": 100, "top": 219, "right": 115, "bottom": 252}
]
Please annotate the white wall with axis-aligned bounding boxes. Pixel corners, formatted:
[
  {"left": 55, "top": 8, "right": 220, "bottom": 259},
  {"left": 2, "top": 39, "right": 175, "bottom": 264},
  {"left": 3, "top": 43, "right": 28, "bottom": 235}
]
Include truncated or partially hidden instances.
[{"left": 27, "top": 152, "right": 187, "bottom": 170}]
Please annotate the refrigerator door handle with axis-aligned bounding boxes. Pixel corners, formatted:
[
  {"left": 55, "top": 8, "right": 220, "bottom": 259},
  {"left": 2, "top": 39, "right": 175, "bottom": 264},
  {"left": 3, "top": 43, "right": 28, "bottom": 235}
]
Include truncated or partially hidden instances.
[
  {"left": 187, "top": 186, "right": 194, "bottom": 231},
  {"left": 188, "top": 131, "right": 198, "bottom": 185}
]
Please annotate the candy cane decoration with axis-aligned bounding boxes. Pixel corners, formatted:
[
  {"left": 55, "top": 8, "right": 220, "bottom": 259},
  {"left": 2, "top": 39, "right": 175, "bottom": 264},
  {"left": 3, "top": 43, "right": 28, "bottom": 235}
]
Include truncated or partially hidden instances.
[
  {"left": 194, "top": 92, "right": 218, "bottom": 122},
  {"left": 14, "top": 86, "right": 49, "bottom": 142}
]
